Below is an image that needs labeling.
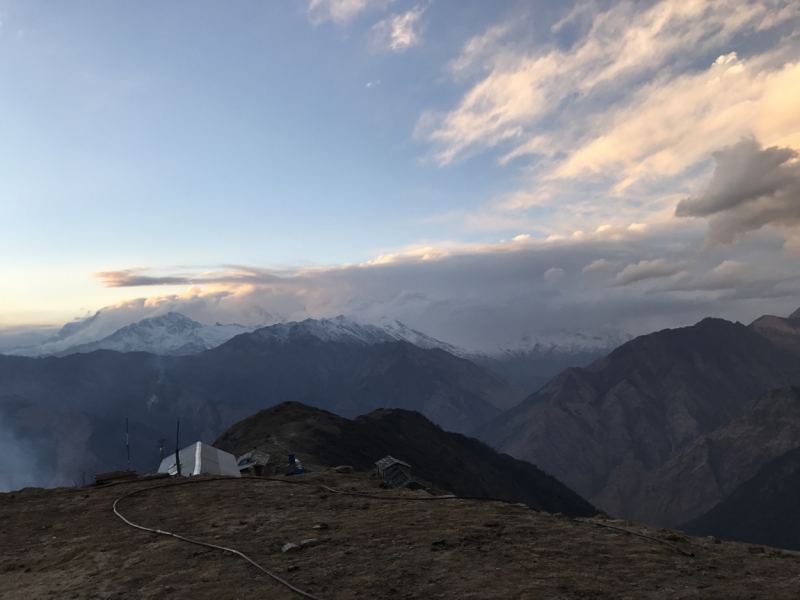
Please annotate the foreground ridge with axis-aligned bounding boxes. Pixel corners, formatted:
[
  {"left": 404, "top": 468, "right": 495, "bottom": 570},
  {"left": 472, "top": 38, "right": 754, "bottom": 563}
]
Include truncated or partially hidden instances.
[{"left": 2, "top": 471, "right": 799, "bottom": 599}]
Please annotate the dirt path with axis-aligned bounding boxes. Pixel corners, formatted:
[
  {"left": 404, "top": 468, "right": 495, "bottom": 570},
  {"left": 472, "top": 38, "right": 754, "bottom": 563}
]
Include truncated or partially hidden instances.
[{"left": 2, "top": 471, "right": 800, "bottom": 599}]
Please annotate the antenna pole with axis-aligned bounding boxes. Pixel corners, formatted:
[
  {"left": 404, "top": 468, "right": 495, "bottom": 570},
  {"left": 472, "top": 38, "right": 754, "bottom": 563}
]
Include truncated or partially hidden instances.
[
  {"left": 175, "top": 421, "right": 182, "bottom": 476},
  {"left": 126, "top": 418, "right": 130, "bottom": 471},
  {"left": 157, "top": 434, "right": 166, "bottom": 461}
]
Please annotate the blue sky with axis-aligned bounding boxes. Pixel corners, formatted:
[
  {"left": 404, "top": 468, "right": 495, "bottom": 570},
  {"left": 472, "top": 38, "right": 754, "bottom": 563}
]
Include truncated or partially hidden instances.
[{"left": 2, "top": 0, "right": 800, "bottom": 348}]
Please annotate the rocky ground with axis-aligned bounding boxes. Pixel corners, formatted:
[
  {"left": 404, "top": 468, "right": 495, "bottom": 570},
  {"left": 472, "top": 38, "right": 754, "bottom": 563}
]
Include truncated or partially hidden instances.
[{"left": 2, "top": 471, "right": 800, "bottom": 599}]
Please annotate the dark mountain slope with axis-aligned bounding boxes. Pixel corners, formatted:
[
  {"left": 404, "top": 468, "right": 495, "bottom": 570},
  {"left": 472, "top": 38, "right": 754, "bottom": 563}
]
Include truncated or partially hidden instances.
[
  {"left": 0, "top": 331, "right": 524, "bottom": 487},
  {"left": 214, "top": 401, "right": 598, "bottom": 517},
  {"left": 750, "top": 313, "right": 800, "bottom": 357},
  {"left": 683, "top": 445, "right": 800, "bottom": 550},
  {"left": 176, "top": 336, "right": 523, "bottom": 432},
  {"left": 477, "top": 318, "right": 800, "bottom": 521},
  {"left": 608, "top": 387, "right": 800, "bottom": 527}
]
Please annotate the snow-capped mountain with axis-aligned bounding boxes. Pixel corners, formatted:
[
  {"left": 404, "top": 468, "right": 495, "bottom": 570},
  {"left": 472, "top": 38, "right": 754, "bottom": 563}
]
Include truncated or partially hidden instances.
[
  {"left": 489, "top": 329, "right": 632, "bottom": 358},
  {"left": 248, "top": 315, "right": 465, "bottom": 355},
  {"left": 8, "top": 313, "right": 261, "bottom": 357},
  {"left": 469, "top": 329, "right": 632, "bottom": 394},
  {"left": 5, "top": 313, "right": 627, "bottom": 394}
]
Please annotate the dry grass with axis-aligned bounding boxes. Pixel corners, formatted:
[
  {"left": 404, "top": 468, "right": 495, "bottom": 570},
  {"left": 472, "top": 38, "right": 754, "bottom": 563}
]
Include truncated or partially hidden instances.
[{"left": 2, "top": 471, "right": 800, "bottom": 599}]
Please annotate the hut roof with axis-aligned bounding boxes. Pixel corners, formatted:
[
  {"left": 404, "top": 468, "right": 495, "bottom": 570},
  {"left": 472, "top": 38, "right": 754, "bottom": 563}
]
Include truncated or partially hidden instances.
[{"left": 375, "top": 455, "right": 411, "bottom": 470}]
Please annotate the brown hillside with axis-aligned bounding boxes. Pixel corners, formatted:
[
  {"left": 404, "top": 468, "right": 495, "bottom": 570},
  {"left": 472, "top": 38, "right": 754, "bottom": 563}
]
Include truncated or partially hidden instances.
[{"left": 2, "top": 472, "right": 800, "bottom": 599}]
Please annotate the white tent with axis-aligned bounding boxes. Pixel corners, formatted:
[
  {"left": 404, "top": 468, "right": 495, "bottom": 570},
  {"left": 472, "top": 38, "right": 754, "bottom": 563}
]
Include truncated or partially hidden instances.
[{"left": 158, "top": 442, "right": 241, "bottom": 478}]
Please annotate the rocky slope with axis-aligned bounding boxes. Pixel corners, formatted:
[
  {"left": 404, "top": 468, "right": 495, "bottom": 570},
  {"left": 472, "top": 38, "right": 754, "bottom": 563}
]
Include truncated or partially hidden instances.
[
  {"left": 597, "top": 387, "right": 800, "bottom": 527},
  {"left": 3, "top": 471, "right": 800, "bottom": 600},
  {"left": 214, "top": 401, "right": 597, "bottom": 517},
  {"left": 683, "top": 445, "right": 800, "bottom": 550},
  {"left": 476, "top": 318, "right": 800, "bottom": 523},
  {"left": 750, "top": 311, "right": 800, "bottom": 357}
]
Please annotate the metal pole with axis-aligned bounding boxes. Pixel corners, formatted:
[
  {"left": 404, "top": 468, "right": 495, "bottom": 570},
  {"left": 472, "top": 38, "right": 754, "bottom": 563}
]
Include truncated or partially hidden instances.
[
  {"left": 157, "top": 435, "right": 165, "bottom": 461},
  {"left": 126, "top": 418, "right": 130, "bottom": 471},
  {"left": 175, "top": 421, "right": 182, "bottom": 476}
]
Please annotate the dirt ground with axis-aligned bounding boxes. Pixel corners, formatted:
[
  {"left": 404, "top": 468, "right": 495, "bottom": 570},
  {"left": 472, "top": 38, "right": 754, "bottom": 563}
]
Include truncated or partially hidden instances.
[{"left": 1, "top": 471, "right": 800, "bottom": 599}]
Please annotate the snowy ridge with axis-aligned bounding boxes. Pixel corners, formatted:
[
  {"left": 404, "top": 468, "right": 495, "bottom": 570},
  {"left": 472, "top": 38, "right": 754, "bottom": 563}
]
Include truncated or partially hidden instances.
[
  {"left": 249, "top": 316, "right": 464, "bottom": 354},
  {"left": 8, "top": 312, "right": 260, "bottom": 357},
  {"left": 4, "top": 311, "right": 628, "bottom": 365},
  {"left": 488, "top": 329, "right": 633, "bottom": 359}
]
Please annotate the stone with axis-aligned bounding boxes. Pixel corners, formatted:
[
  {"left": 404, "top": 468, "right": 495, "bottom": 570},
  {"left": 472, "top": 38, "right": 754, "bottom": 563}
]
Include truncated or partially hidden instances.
[
  {"left": 300, "top": 538, "right": 319, "bottom": 548},
  {"left": 282, "top": 543, "right": 301, "bottom": 553}
]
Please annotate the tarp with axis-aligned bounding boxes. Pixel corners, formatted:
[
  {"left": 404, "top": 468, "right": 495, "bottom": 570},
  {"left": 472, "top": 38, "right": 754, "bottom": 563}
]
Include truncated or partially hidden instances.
[{"left": 158, "top": 442, "right": 241, "bottom": 478}]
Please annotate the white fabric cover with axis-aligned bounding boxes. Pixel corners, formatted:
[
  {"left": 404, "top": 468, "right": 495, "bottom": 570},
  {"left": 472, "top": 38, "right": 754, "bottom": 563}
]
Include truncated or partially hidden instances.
[{"left": 158, "top": 442, "right": 241, "bottom": 477}]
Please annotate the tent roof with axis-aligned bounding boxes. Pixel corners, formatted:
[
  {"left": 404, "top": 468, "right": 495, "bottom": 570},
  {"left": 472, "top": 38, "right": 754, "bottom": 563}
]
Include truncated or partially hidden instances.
[{"left": 158, "top": 442, "right": 241, "bottom": 478}]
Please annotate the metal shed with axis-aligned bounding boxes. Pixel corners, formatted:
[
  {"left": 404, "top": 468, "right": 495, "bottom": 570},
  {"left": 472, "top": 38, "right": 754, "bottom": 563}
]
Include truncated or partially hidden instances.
[
  {"left": 158, "top": 442, "right": 241, "bottom": 478},
  {"left": 236, "top": 449, "right": 271, "bottom": 476},
  {"left": 375, "top": 455, "right": 413, "bottom": 488}
]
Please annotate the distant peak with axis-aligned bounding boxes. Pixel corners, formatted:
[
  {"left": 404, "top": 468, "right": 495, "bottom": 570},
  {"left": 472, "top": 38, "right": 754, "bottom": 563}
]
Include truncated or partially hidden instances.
[{"left": 789, "top": 307, "right": 800, "bottom": 320}]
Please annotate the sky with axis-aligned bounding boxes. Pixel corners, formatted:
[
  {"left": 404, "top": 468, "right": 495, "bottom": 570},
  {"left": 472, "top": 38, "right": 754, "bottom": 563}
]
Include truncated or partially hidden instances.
[{"left": 1, "top": 0, "right": 800, "bottom": 350}]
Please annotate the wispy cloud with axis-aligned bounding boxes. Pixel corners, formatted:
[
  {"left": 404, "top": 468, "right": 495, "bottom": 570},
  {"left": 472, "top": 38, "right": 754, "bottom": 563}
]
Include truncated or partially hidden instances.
[
  {"left": 415, "top": 0, "right": 800, "bottom": 239},
  {"left": 307, "top": 0, "right": 391, "bottom": 25},
  {"left": 371, "top": 5, "right": 425, "bottom": 52},
  {"left": 421, "top": 0, "right": 799, "bottom": 165}
]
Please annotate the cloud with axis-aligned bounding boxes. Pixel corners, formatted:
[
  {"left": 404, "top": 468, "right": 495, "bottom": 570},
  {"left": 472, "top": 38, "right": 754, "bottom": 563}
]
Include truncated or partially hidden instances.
[
  {"left": 46, "top": 224, "right": 794, "bottom": 353},
  {"left": 613, "top": 259, "right": 687, "bottom": 286},
  {"left": 548, "top": 54, "right": 800, "bottom": 191},
  {"left": 544, "top": 267, "right": 565, "bottom": 281},
  {"left": 94, "top": 270, "right": 193, "bottom": 287},
  {"left": 307, "top": 0, "right": 390, "bottom": 25},
  {"left": 582, "top": 259, "right": 615, "bottom": 274},
  {"left": 666, "top": 259, "right": 789, "bottom": 293},
  {"left": 93, "top": 267, "right": 287, "bottom": 288},
  {"left": 675, "top": 138, "right": 800, "bottom": 246},
  {"left": 415, "top": 0, "right": 800, "bottom": 238},
  {"left": 420, "top": 0, "right": 799, "bottom": 166},
  {"left": 371, "top": 6, "right": 425, "bottom": 52}
]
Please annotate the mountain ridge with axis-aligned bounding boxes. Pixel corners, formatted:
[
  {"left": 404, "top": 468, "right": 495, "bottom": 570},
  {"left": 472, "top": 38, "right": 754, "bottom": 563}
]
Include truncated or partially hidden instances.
[
  {"left": 476, "top": 317, "right": 800, "bottom": 525},
  {"left": 214, "top": 400, "right": 598, "bottom": 517}
]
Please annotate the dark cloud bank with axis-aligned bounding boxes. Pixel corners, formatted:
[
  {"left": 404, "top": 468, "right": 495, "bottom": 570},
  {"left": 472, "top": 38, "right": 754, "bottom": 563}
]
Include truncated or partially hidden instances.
[{"left": 677, "top": 138, "right": 800, "bottom": 246}]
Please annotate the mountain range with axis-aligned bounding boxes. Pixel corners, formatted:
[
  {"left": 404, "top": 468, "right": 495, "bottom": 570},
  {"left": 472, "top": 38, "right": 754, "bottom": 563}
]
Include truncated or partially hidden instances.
[
  {"left": 6, "top": 305, "right": 800, "bottom": 551},
  {"left": 476, "top": 314, "right": 800, "bottom": 532},
  {"left": 3, "top": 312, "right": 623, "bottom": 395},
  {"left": 0, "top": 317, "right": 527, "bottom": 491}
]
